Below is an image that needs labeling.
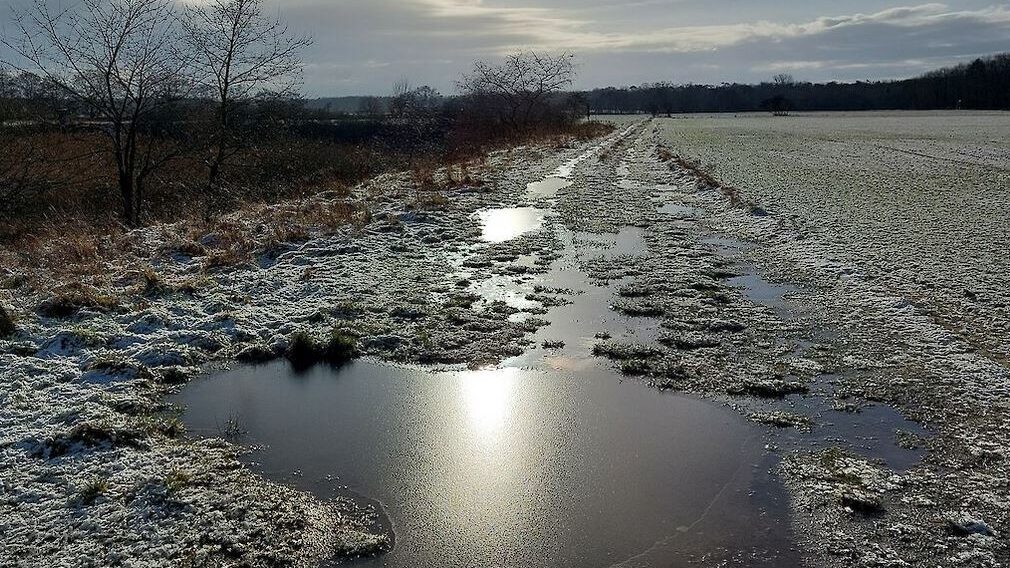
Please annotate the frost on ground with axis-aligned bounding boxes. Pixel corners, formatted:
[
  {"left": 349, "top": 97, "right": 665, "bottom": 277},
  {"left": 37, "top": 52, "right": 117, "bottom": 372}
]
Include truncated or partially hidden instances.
[
  {"left": 0, "top": 130, "right": 620, "bottom": 566},
  {"left": 623, "top": 111, "right": 1008, "bottom": 567},
  {"left": 2, "top": 112, "right": 1007, "bottom": 567}
]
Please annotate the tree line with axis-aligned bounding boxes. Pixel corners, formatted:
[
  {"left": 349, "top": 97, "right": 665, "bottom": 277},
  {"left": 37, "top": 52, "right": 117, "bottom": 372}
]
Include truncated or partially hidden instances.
[
  {"left": 0, "top": 0, "right": 587, "bottom": 230},
  {"left": 584, "top": 54, "right": 1010, "bottom": 115}
]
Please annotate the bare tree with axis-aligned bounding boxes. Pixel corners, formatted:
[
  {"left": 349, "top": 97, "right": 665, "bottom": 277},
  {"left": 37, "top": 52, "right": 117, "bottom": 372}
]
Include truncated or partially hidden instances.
[
  {"left": 388, "top": 78, "right": 412, "bottom": 119},
  {"left": 388, "top": 84, "right": 444, "bottom": 164},
  {"left": 773, "top": 73, "right": 796, "bottom": 87},
  {"left": 2, "top": 0, "right": 190, "bottom": 226},
  {"left": 458, "top": 50, "right": 575, "bottom": 134},
  {"left": 181, "top": 0, "right": 311, "bottom": 201}
]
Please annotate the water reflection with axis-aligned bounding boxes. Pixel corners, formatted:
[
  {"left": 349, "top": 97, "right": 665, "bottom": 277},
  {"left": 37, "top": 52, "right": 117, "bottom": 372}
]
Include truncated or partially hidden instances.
[
  {"left": 526, "top": 177, "right": 572, "bottom": 197},
  {"left": 477, "top": 208, "right": 544, "bottom": 243},
  {"left": 173, "top": 361, "right": 797, "bottom": 568},
  {"left": 458, "top": 368, "right": 516, "bottom": 437}
]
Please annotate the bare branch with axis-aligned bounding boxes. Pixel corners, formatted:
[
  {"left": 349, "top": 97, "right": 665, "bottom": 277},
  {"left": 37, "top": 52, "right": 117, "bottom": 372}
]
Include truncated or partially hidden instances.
[
  {"left": 180, "top": 0, "right": 311, "bottom": 193},
  {"left": 1, "top": 0, "right": 192, "bottom": 226},
  {"left": 458, "top": 50, "right": 575, "bottom": 133}
]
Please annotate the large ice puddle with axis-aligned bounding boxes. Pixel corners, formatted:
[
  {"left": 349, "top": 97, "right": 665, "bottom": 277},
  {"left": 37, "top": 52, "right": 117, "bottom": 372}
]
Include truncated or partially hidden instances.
[
  {"left": 174, "top": 359, "right": 796, "bottom": 568},
  {"left": 173, "top": 158, "right": 811, "bottom": 567}
]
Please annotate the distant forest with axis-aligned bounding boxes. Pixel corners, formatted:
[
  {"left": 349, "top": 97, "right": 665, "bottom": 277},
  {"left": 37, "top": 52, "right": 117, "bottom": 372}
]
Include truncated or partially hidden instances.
[{"left": 583, "top": 53, "right": 1010, "bottom": 115}]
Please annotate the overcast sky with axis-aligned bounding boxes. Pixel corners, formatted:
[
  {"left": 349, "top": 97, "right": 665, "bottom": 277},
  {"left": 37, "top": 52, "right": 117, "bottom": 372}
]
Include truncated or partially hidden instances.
[{"left": 3, "top": 0, "right": 1010, "bottom": 96}]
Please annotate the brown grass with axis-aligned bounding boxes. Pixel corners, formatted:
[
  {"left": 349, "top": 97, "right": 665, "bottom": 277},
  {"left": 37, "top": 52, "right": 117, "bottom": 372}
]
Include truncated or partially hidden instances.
[
  {"left": 2, "top": 188, "right": 363, "bottom": 313},
  {"left": 657, "top": 146, "right": 744, "bottom": 206},
  {"left": 1, "top": 119, "right": 615, "bottom": 314}
]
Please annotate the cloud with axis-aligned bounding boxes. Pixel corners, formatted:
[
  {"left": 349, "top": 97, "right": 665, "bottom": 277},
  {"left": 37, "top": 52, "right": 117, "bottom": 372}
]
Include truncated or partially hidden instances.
[
  {"left": 2, "top": 0, "right": 1009, "bottom": 94},
  {"left": 482, "top": 3, "right": 1010, "bottom": 54}
]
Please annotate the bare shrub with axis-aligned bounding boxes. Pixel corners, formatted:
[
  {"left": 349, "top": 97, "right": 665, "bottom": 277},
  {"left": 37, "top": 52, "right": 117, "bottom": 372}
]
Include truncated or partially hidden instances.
[{"left": 458, "top": 50, "right": 576, "bottom": 136}]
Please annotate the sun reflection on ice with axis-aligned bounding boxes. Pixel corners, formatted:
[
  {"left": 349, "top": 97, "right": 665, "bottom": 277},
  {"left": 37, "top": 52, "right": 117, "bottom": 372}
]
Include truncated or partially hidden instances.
[
  {"left": 477, "top": 208, "right": 543, "bottom": 243},
  {"left": 458, "top": 367, "right": 518, "bottom": 437}
]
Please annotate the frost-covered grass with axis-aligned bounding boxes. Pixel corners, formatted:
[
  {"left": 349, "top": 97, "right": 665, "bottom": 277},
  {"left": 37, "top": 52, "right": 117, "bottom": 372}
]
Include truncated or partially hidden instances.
[
  {"left": 654, "top": 110, "right": 1010, "bottom": 358},
  {"left": 0, "top": 128, "right": 618, "bottom": 566}
]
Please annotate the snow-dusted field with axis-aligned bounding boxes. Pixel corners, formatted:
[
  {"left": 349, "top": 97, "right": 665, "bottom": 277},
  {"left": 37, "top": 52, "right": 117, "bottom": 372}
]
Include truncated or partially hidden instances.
[
  {"left": 2, "top": 112, "right": 1008, "bottom": 567},
  {"left": 641, "top": 111, "right": 1010, "bottom": 567},
  {"left": 653, "top": 111, "right": 1010, "bottom": 358}
]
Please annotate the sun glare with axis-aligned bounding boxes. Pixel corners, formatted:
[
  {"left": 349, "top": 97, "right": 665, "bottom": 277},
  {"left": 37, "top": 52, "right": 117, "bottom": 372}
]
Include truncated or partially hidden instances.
[
  {"left": 458, "top": 367, "right": 518, "bottom": 436},
  {"left": 478, "top": 208, "right": 544, "bottom": 243}
]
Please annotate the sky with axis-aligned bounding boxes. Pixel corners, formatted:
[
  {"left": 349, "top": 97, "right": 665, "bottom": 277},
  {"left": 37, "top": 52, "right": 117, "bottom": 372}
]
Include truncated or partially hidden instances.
[{"left": 3, "top": 0, "right": 1010, "bottom": 96}]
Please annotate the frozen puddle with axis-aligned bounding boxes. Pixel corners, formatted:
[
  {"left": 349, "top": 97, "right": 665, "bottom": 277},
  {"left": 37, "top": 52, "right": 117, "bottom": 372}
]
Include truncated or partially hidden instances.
[
  {"left": 700, "top": 234, "right": 756, "bottom": 257},
  {"left": 477, "top": 207, "right": 544, "bottom": 243},
  {"left": 728, "top": 273, "right": 796, "bottom": 308},
  {"left": 526, "top": 176, "right": 572, "bottom": 197},
  {"left": 659, "top": 203, "right": 702, "bottom": 218},
  {"left": 173, "top": 361, "right": 797, "bottom": 568}
]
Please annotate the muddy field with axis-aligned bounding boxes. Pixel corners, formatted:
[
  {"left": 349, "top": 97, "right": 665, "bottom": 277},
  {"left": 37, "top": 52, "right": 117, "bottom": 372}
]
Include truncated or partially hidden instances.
[{"left": 1, "top": 112, "right": 1007, "bottom": 567}]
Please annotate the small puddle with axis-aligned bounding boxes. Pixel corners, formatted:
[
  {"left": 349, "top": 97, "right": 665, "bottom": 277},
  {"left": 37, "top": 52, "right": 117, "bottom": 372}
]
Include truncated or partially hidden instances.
[
  {"left": 700, "top": 235, "right": 756, "bottom": 257},
  {"left": 746, "top": 371, "right": 930, "bottom": 471},
  {"left": 477, "top": 208, "right": 544, "bottom": 243},
  {"left": 705, "top": 234, "right": 931, "bottom": 470},
  {"left": 526, "top": 176, "right": 572, "bottom": 198},
  {"left": 659, "top": 203, "right": 702, "bottom": 218},
  {"left": 728, "top": 273, "right": 797, "bottom": 308},
  {"left": 507, "top": 226, "right": 661, "bottom": 365}
]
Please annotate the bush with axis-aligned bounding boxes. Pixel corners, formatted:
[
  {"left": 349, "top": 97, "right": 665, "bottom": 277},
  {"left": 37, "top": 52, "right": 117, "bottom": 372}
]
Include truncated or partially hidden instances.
[
  {"left": 285, "top": 328, "right": 358, "bottom": 370},
  {"left": 0, "top": 306, "right": 15, "bottom": 337},
  {"left": 285, "top": 330, "right": 321, "bottom": 371}
]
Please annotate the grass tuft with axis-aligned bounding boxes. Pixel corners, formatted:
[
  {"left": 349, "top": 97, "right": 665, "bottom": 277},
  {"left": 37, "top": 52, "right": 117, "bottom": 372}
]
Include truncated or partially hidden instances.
[
  {"left": 324, "top": 330, "right": 359, "bottom": 365},
  {"left": 35, "top": 422, "right": 146, "bottom": 459},
  {"left": 37, "top": 284, "right": 118, "bottom": 318},
  {"left": 164, "top": 469, "right": 193, "bottom": 495},
  {"left": 285, "top": 329, "right": 359, "bottom": 371},
  {"left": 74, "top": 476, "right": 109, "bottom": 506},
  {"left": 592, "top": 342, "right": 660, "bottom": 360},
  {"left": 0, "top": 305, "right": 15, "bottom": 337}
]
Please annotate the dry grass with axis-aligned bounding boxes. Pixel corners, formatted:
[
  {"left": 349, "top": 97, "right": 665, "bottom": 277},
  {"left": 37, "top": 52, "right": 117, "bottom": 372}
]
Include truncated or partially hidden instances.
[
  {"left": 406, "top": 157, "right": 490, "bottom": 209},
  {"left": 445, "top": 162, "right": 483, "bottom": 189},
  {"left": 0, "top": 118, "right": 615, "bottom": 316},
  {"left": 1, "top": 188, "right": 363, "bottom": 315},
  {"left": 36, "top": 282, "right": 120, "bottom": 318}
]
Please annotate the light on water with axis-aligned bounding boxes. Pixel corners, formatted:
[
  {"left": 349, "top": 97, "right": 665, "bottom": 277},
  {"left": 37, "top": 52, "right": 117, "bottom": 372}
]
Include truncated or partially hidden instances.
[
  {"left": 526, "top": 176, "right": 572, "bottom": 197},
  {"left": 477, "top": 207, "right": 544, "bottom": 243},
  {"left": 173, "top": 360, "right": 797, "bottom": 568},
  {"left": 459, "top": 367, "right": 516, "bottom": 437}
]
